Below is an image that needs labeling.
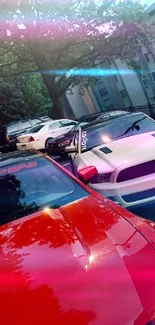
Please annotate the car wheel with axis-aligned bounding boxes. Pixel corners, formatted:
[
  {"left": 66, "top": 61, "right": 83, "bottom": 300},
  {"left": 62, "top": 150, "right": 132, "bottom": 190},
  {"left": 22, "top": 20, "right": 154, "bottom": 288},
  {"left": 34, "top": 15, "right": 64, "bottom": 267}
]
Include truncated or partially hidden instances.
[
  {"left": 45, "top": 138, "right": 53, "bottom": 151},
  {"left": 60, "top": 152, "right": 68, "bottom": 159}
]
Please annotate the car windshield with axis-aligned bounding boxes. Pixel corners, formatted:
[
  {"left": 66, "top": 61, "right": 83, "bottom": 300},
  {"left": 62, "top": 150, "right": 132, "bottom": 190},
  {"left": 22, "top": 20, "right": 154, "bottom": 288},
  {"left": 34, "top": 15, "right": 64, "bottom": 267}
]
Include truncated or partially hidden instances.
[
  {"left": 7, "top": 123, "right": 19, "bottom": 134},
  {"left": 79, "top": 114, "right": 155, "bottom": 152},
  {"left": 25, "top": 124, "right": 45, "bottom": 134},
  {"left": 0, "top": 156, "right": 88, "bottom": 225}
]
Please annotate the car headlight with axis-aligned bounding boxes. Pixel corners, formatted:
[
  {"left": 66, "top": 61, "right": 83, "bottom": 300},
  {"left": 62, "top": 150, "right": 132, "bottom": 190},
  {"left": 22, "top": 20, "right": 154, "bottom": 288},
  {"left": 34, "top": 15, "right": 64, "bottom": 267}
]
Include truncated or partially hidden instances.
[
  {"left": 58, "top": 140, "right": 71, "bottom": 147},
  {"left": 91, "top": 172, "right": 112, "bottom": 184}
]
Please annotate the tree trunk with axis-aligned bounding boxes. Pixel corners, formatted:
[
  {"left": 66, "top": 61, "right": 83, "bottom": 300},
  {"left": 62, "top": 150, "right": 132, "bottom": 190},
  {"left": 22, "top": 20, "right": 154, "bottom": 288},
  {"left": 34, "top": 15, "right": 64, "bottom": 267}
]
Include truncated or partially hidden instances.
[
  {"left": 28, "top": 47, "right": 66, "bottom": 119},
  {"left": 41, "top": 73, "right": 66, "bottom": 119}
]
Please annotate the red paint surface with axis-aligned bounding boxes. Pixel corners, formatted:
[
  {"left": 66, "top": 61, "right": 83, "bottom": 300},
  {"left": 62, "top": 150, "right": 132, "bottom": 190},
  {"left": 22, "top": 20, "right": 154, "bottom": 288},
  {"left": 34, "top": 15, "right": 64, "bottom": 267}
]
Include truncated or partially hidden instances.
[{"left": 0, "top": 192, "right": 155, "bottom": 324}]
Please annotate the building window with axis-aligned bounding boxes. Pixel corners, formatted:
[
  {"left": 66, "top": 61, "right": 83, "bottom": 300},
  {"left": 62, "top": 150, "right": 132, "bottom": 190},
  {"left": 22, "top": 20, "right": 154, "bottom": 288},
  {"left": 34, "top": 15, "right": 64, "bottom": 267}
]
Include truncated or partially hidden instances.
[
  {"left": 151, "top": 71, "right": 155, "bottom": 82},
  {"left": 120, "top": 89, "right": 128, "bottom": 99},
  {"left": 144, "top": 52, "right": 152, "bottom": 63},
  {"left": 113, "top": 74, "right": 118, "bottom": 82},
  {"left": 113, "top": 74, "right": 121, "bottom": 82},
  {"left": 104, "top": 99, "right": 114, "bottom": 110},
  {"left": 142, "top": 79, "right": 150, "bottom": 89},
  {"left": 98, "top": 82, "right": 108, "bottom": 96}
]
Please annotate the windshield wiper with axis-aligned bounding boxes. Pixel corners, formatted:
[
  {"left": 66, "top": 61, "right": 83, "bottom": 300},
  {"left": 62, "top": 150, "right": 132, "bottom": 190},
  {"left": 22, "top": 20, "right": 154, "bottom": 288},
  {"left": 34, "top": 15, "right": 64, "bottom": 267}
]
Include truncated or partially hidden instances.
[{"left": 115, "top": 116, "right": 147, "bottom": 139}]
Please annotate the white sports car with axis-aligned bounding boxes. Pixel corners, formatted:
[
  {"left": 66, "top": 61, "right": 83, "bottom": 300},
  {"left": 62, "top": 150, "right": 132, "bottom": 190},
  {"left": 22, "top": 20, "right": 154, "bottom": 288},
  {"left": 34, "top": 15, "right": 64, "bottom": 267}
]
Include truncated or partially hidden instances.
[{"left": 69, "top": 112, "right": 155, "bottom": 209}]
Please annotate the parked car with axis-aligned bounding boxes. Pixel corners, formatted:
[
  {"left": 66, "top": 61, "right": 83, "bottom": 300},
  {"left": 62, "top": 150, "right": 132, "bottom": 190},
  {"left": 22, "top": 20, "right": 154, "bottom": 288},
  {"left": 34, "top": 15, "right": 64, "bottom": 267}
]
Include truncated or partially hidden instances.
[
  {"left": 1, "top": 149, "right": 155, "bottom": 325},
  {"left": 0, "top": 124, "right": 9, "bottom": 153},
  {"left": 46, "top": 111, "right": 127, "bottom": 156},
  {"left": 4, "top": 117, "right": 51, "bottom": 152},
  {"left": 16, "top": 119, "right": 77, "bottom": 151},
  {"left": 68, "top": 112, "right": 155, "bottom": 209},
  {"left": 46, "top": 121, "right": 89, "bottom": 156}
]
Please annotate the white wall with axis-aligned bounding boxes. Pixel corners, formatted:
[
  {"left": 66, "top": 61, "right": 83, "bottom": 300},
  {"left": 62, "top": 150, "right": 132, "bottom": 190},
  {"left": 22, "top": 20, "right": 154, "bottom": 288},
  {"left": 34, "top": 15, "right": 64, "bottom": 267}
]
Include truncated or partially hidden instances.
[
  {"left": 87, "top": 86, "right": 101, "bottom": 112},
  {"left": 115, "top": 59, "right": 148, "bottom": 106},
  {"left": 66, "top": 86, "right": 89, "bottom": 119}
]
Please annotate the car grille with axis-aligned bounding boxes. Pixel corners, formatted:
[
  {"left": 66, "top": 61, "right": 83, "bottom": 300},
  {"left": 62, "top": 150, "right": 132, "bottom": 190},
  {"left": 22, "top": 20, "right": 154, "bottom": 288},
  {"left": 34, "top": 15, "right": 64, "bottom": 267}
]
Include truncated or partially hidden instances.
[
  {"left": 117, "top": 160, "right": 155, "bottom": 183},
  {"left": 49, "top": 143, "right": 58, "bottom": 148}
]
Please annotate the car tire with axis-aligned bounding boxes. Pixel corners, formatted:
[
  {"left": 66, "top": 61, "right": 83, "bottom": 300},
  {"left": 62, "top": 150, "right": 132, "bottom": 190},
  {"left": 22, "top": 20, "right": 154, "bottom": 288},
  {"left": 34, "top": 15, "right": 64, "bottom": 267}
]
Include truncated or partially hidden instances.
[
  {"left": 45, "top": 138, "right": 53, "bottom": 151},
  {"left": 60, "top": 152, "right": 68, "bottom": 159}
]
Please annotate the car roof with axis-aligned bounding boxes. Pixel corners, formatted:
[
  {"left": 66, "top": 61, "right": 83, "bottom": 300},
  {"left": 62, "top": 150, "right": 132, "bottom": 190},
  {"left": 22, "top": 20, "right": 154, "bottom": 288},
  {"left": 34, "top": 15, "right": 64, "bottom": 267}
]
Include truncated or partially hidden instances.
[
  {"left": 0, "top": 150, "right": 41, "bottom": 168},
  {"left": 39, "top": 119, "right": 70, "bottom": 127},
  {"left": 97, "top": 110, "right": 128, "bottom": 118}
]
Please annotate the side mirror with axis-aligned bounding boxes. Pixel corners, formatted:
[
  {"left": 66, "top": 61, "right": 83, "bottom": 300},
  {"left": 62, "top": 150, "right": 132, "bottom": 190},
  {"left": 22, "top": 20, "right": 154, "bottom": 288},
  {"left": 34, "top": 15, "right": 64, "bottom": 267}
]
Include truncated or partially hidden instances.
[{"left": 77, "top": 166, "right": 98, "bottom": 183}]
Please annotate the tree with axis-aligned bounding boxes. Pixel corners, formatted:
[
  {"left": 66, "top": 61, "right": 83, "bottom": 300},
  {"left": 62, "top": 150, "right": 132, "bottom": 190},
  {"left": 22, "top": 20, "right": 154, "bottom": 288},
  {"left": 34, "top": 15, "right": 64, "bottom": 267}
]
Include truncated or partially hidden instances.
[
  {"left": 18, "top": 73, "right": 52, "bottom": 117},
  {"left": 0, "top": 0, "right": 155, "bottom": 118},
  {"left": 0, "top": 75, "right": 51, "bottom": 122},
  {"left": 0, "top": 78, "right": 27, "bottom": 123}
]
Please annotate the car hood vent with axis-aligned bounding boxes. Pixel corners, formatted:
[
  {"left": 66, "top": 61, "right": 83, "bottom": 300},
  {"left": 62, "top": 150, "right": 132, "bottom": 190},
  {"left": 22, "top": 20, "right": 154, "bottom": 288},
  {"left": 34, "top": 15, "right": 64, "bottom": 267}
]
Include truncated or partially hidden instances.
[{"left": 99, "top": 147, "right": 112, "bottom": 154}]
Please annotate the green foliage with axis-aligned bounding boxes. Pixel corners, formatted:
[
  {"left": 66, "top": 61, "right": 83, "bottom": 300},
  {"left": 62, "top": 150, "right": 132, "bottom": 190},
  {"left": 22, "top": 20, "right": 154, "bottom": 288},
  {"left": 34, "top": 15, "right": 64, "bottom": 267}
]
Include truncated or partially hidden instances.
[
  {"left": 0, "top": 74, "right": 51, "bottom": 123},
  {"left": 0, "top": 0, "right": 154, "bottom": 118},
  {"left": 0, "top": 78, "right": 27, "bottom": 123},
  {"left": 19, "top": 74, "right": 52, "bottom": 116}
]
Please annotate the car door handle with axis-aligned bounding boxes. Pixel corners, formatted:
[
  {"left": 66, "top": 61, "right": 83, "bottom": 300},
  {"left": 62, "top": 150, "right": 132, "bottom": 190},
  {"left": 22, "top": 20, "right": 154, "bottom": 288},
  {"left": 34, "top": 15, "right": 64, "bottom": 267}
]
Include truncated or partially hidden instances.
[{"left": 51, "top": 131, "right": 55, "bottom": 134}]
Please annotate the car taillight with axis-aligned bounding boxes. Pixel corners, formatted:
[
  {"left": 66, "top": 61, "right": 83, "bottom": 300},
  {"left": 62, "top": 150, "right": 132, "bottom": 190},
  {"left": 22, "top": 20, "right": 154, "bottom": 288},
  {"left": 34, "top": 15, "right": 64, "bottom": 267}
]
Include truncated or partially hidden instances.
[
  {"left": 16, "top": 138, "right": 20, "bottom": 143},
  {"left": 28, "top": 136, "right": 35, "bottom": 142},
  {"left": 91, "top": 172, "right": 112, "bottom": 184},
  {"left": 6, "top": 135, "right": 10, "bottom": 142}
]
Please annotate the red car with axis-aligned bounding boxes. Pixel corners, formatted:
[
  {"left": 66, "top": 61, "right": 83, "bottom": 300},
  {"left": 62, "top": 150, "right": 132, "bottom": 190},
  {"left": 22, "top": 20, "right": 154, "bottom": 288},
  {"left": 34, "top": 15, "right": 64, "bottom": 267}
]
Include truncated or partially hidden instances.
[{"left": 0, "top": 150, "right": 155, "bottom": 325}]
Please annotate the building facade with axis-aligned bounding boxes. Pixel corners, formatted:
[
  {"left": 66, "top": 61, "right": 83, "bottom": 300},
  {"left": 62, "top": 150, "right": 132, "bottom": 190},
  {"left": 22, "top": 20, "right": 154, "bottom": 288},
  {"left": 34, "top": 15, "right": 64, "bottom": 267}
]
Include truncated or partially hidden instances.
[
  {"left": 64, "top": 2, "right": 155, "bottom": 119},
  {"left": 89, "top": 2, "right": 155, "bottom": 112}
]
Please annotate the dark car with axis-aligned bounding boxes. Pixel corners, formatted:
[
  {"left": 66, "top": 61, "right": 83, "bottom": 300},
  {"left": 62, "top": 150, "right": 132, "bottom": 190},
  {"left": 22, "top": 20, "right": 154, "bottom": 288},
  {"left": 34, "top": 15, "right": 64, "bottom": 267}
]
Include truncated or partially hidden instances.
[
  {"left": 46, "top": 110, "right": 128, "bottom": 157},
  {"left": 46, "top": 121, "right": 89, "bottom": 156},
  {"left": 0, "top": 124, "right": 10, "bottom": 153},
  {"left": 45, "top": 111, "right": 103, "bottom": 156}
]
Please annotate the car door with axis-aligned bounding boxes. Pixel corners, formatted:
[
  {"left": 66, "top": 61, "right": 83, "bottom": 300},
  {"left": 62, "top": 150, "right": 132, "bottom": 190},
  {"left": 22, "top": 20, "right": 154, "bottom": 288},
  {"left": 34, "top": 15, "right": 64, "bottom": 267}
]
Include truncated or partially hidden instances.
[{"left": 48, "top": 121, "right": 63, "bottom": 138}]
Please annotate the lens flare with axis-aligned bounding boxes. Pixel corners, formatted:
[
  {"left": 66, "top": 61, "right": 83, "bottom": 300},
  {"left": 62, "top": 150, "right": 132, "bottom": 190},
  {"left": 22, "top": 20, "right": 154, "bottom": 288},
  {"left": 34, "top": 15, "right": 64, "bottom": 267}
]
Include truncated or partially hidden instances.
[
  {"left": 101, "top": 135, "right": 112, "bottom": 143},
  {"left": 44, "top": 207, "right": 50, "bottom": 214}
]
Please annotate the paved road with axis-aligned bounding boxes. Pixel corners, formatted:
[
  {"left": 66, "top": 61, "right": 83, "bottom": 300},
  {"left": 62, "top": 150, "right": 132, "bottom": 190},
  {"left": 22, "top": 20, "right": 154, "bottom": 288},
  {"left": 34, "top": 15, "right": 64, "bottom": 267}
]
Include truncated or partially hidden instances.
[{"left": 49, "top": 155, "right": 72, "bottom": 173}]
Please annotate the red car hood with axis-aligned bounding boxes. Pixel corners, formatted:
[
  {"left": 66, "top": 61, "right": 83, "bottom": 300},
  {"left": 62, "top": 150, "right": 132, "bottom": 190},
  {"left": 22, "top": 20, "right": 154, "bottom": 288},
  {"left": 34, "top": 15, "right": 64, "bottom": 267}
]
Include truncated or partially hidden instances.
[{"left": 0, "top": 195, "right": 155, "bottom": 325}]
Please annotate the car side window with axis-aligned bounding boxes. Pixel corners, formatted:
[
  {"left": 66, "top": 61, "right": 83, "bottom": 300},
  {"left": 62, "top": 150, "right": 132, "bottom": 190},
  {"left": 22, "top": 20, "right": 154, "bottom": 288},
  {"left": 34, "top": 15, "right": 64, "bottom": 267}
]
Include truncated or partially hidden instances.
[
  {"left": 61, "top": 120, "right": 77, "bottom": 127},
  {"left": 48, "top": 121, "right": 62, "bottom": 130}
]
